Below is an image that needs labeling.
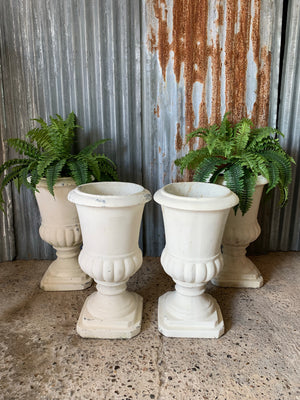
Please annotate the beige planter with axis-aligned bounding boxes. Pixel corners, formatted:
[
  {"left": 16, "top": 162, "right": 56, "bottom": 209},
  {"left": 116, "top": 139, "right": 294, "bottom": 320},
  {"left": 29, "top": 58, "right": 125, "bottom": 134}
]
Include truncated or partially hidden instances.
[
  {"left": 68, "top": 181, "right": 151, "bottom": 339},
  {"left": 154, "top": 182, "right": 238, "bottom": 338},
  {"left": 212, "top": 176, "right": 268, "bottom": 288},
  {"left": 35, "top": 178, "right": 92, "bottom": 291}
]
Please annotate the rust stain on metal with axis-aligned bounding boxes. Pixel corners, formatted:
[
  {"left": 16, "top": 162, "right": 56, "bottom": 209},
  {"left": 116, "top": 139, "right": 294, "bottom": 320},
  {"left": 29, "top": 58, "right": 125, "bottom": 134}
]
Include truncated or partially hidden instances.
[
  {"left": 255, "top": 47, "right": 271, "bottom": 127},
  {"left": 175, "top": 122, "right": 183, "bottom": 151},
  {"left": 251, "top": 0, "right": 271, "bottom": 127},
  {"left": 148, "top": 0, "right": 271, "bottom": 169},
  {"left": 225, "top": 0, "right": 252, "bottom": 123},
  {"left": 149, "top": 27, "right": 157, "bottom": 52},
  {"left": 211, "top": 1, "right": 224, "bottom": 125},
  {"left": 150, "top": 0, "right": 209, "bottom": 142},
  {"left": 173, "top": 0, "right": 209, "bottom": 149},
  {"left": 154, "top": 104, "right": 160, "bottom": 117},
  {"left": 211, "top": 35, "right": 222, "bottom": 125},
  {"left": 153, "top": 0, "right": 171, "bottom": 81},
  {"left": 216, "top": 1, "right": 224, "bottom": 26}
]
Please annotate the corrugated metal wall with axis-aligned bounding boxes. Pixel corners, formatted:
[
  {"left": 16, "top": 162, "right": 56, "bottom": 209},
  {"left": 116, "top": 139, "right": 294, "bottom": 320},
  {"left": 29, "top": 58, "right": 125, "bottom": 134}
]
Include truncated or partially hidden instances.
[
  {"left": 0, "top": 0, "right": 299, "bottom": 261},
  {"left": 258, "top": 0, "right": 300, "bottom": 251}
]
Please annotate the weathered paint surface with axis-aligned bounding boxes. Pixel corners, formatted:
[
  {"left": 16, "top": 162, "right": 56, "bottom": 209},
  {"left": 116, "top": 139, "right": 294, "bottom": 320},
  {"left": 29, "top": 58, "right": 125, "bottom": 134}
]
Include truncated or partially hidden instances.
[{"left": 146, "top": 0, "right": 272, "bottom": 152}]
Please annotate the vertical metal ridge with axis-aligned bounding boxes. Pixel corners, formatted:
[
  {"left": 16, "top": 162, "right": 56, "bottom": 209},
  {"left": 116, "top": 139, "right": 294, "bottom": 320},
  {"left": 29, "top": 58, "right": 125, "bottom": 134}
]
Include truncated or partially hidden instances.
[
  {"left": 0, "top": 0, "right": 143, "bottom": 260},
  {"left": 271, "top": 0, "right": 300, "bottom": 250}
]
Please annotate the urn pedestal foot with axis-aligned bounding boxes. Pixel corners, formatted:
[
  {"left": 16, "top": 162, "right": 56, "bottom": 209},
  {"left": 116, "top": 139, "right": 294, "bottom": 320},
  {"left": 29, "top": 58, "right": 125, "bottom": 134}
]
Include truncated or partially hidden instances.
[
  {"left": 40, "top": 247, "right": 92, "bottom": 291},
  {"left": 212, "top": 245, "right": 263, "bottom": 288},
  {"left": 158, "top": 286, "right": 224, "bottom": 339},
  {"left": 76, "top": 284, "right": 143, "bottom": 339}
]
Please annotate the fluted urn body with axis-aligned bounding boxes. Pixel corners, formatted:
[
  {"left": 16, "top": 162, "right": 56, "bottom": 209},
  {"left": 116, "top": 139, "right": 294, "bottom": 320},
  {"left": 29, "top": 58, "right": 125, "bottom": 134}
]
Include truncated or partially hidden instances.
[
  {"left": 68, "top": 181, "right": 151, "bottom": 339},
  {"left": 35, "top": 178, "right": 92, "bottom": 291},
  {"left": 154, "top": 182, "right": 238, "bottom": 338},
  {"left": 212, "top": 176, "right": 268, "bottom": 288}
]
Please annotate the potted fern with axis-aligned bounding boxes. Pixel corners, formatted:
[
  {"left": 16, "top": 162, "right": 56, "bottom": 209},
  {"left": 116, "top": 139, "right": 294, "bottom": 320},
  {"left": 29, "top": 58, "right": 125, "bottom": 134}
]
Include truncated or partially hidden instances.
[
  {"left": 0, "top": 112, "right": 118, "bottom": 291},
  {"left": 175, "top": 113, "right": 294, "bottom": 288}
]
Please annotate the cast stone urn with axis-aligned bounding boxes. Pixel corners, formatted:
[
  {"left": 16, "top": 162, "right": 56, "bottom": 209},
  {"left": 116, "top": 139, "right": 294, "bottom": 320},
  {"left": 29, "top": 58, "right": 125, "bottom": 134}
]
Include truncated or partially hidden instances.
[
  {"left": 68, "top": 181, "right": 151, "bottom": 339},
  {"left": 212, "top": 176, "right": 268, "bottom": 288},
  {"left": 154, "top": 182, "right": 238, "bottom": 338},
  {"left": 35, "top": 178, "right": 92, "bottom": 291}
]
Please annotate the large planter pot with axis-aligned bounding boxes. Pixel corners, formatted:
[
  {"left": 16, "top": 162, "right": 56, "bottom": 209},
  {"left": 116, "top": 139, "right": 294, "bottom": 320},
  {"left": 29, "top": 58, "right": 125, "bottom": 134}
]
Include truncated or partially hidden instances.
[
  {"left": 68, "top": 181, "right": 151, "bottom": 339},
  {"left": 35, "top": 178, "right": 92, "bottom": 291},
  {"left": 212, "top": 176, "right": 268, "bottom": 288},
  {"left": 154, "top": 182, "right": 238, "bottom": 338}
]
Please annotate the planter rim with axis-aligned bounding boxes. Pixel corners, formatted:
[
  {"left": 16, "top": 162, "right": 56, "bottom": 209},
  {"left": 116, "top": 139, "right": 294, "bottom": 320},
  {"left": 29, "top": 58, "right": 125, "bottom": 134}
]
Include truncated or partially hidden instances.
[
  {"left": 68, "top": 181, "right": 152, "bottom": 208},
  {"left": 154, "top": 182, "right": 239, "bottom": 211},
  {"left": 37, "top": 177, "right": 76, "bottom": 188}
]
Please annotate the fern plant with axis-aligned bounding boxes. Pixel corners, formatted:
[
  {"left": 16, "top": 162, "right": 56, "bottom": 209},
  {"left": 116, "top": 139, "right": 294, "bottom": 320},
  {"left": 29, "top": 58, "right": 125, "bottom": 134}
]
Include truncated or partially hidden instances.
[
  {"left": 0, "top": 112, "right": 118, "bottom": 210},
  {"left": 175, "top": 113, "right": 295, "bottom": 215}
]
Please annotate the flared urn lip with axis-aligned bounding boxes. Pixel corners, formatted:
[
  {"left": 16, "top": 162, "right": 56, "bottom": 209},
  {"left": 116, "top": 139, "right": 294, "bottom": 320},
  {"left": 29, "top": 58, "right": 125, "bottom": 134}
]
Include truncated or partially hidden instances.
[
  {"left": 68, "top": 181, "right": 152, "bottom": 208},
  {"left": 154, "top": 182, "right": 239, "bottom": 211}
]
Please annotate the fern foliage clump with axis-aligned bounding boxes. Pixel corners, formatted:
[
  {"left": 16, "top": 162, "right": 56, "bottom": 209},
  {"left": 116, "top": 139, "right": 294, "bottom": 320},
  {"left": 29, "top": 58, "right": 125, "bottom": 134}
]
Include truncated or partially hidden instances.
[
  {"left": 0, "top": 112, "right": 118, "bottom": 210},
  {"left": 175, "top": 113, "right": 295, "bottom": 215}
]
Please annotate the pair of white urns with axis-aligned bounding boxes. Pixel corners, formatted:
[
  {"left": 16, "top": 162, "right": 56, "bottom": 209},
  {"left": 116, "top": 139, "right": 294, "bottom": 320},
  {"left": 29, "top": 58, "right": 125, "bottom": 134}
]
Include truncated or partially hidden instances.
[{"left": 39, "top": 179, "right": 265, "bottom": 339}]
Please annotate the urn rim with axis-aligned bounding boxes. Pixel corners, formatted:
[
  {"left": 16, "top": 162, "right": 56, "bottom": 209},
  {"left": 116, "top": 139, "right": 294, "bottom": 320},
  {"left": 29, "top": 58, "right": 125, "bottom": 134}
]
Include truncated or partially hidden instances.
[
  {"left": 36, "top": 177, "right": 77, "bottom": 188},
  {"left": 68, "top": 181, "right": 152, "bottom": 208},
  {"left": 154, "top": 182, "right": 239, "bottom": 211}
]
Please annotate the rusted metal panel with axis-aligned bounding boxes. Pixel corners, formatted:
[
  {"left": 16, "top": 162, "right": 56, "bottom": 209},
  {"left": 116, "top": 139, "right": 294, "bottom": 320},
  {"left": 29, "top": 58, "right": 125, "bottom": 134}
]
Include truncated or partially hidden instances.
[
  {"left": 146, "top": 0, "right": 274, "bottom": 130},
  {"left": 142, "top": 0, "right": 278, "bottom": 255}
]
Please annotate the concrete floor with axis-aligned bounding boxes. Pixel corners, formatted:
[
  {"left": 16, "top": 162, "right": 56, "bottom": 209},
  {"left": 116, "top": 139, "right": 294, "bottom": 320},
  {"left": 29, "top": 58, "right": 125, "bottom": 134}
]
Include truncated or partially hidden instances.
[{"left": 0, "top": 253, "right": 299, "bottom": 400}]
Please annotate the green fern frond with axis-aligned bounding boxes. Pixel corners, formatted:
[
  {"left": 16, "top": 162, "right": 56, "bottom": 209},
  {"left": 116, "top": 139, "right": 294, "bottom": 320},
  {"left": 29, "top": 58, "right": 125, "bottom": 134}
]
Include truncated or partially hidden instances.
[
  {"left": 7, "top": 138, "right": 40, "bottom": 158},
  {"left": 77, "top": 139, "right": 110, "bottom": 157},
  {"left": 37, "top": 154, "right": 59, "bottom": 177},
  {"left": 279, "top": 184, "right": 288, "bottom": 207},
  {"left": 68, "top": 159, "right": 89, "bottom": 186},
  {"left": 84, "top": 155, "right": 101, "bottom": 181},
  {"left": 0, "top": 158, "right": 30, "bottom": 176},
  {"left": 175, "top": 112, "right": 294, "bottom": 213},
  {"left": 45, "top": 159, "right": 67, "bottom": 195},
  {"left": 0, "top": 166, "right": 27, "bottom": 192},
  {"left": 26, "top": 127, "right": 53, "bottom": 152},
  {"left": 0, "top": 112, "right": 117, "bottom": 207},
  {"left": 238, "top": 152, "right": 269, "bottom": 179},
  {"left": 175, "top": 148, "right": 210, "bottom": 174},
  {"left": 239, "top": 169, "right": 257, "bottom": 214},
  {"left": 193, "top": 156, "right": 227, "bottom": 182},
  {"left": 260, "top": 150, "right": 292, "bottom": 187},
  {"left": 95, "top": 157, "right": 118, "bottom": 181},
  {"left": 223, "top": 163, "right": 244, "bottom": 208},
  {"left": 186, "top": 127, "right": 207, "bottom": 142},
  {"left": 219, "top": 112, "right": 232, "bottom": 137},
  {"left": 28, "top": 164, "right": 40, "bottom": 189},
  {"left": 265, "top": 162, "right": 280, "bottom": 193},
  {"left": 233, "top": 119, "right": 251, "bottom": 152}
]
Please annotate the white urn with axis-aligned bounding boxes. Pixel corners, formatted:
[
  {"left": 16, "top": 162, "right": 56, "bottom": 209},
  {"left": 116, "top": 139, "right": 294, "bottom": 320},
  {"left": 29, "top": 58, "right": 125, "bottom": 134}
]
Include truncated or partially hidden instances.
[
  {"left": 212, "top": 176, "right": 268, "bottom": 288},
  {"left": 154, "top": 182, "right": 238, "bottom": 338},
  {"left": 35, "top": 178, "right": 92, "bottom": 291},
  {"left": 68, "top": 181, "right": 151, "bottom": 339}
]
